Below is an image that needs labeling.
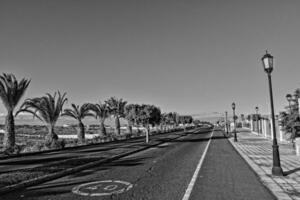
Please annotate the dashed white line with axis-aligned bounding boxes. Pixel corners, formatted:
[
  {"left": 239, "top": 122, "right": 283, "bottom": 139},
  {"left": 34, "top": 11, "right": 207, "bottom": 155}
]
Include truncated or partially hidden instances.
[{"left": 181, "top": 130, "right": 214, "bottom": 200}]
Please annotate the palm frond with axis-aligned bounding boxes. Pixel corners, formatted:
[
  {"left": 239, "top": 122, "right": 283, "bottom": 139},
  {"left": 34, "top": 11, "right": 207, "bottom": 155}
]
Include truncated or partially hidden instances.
[
  {"left": 0, "top": 73, "right": 30, "bottom": 111},
  {"left": 16, "top": 91, "right": 67, "bottom": 126},
  {"left": 62, "top": 102, "right": 93, "bottom": 121}
]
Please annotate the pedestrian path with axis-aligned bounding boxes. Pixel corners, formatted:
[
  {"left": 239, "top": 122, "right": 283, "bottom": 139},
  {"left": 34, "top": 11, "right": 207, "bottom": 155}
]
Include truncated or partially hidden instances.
[
  {"left": 189, "top": 129, "right": 275, "bottom": 200},
  {"left": 229, "top": 128, "right": 300, "bottom": 200}
]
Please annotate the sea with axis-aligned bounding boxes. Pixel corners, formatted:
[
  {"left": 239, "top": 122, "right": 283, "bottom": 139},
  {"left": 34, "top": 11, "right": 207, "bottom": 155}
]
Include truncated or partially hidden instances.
[
  {"left": 0, "top": 113, "right": 220, "bottom": 127},
  {"left": 0, "top": 115, "right": 124, "bottom": 127}
]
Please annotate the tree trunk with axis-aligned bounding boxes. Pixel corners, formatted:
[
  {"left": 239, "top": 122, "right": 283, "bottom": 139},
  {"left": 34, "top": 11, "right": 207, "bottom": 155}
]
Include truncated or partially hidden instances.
[
  {"left": 145, "top": 123, "right": 150, "bottom": 143},
  {"left": 77, "top": 122, "right": 85, "bottom": 142},
  {"left": 128, "top": 121, "right": 133, "bottom": 135},
  {"left": 100, "top": 120, "right": 106, "bottom": 136},
  {"left": 4, "top": 110, "right": 15, "bottom": 151},
  {"left": 115, "top": 116, "right": 120, "bottom": 135},
  {"left": 46, "top": 124, "right": 58, "bottom": 144},
  {"left": 159, "top": 124, "right": 163, "bottom": 133}
]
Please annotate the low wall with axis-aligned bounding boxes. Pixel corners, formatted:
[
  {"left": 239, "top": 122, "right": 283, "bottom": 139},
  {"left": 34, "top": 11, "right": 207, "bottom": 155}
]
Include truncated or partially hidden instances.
[{"left": 249, "top": 118, "right": 289, "bottom": 143}]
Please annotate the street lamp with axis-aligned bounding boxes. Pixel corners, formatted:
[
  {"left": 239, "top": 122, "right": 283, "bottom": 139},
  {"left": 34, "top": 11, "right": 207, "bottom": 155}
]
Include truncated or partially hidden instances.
[
  {"left": 225, "top": 111, "right": 229, "bottom": 135},
  {"left": 261, "top": 50, "right": 283, "bottom": 176},
  {"left": 293, "top": 94, "right": 300, "bottom": 117},
  {"left": 232, "top": 102, "right": 237, "bottom": 142},
  {"left": 286, "top": 94, "right": 292, "bottom": 113},
  {"left": 255, "top": 106, "right": 260, "bottom": 133}
]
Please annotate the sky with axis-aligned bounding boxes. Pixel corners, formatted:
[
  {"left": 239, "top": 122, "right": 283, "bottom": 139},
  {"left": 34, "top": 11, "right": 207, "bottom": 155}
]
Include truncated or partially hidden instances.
[{"left": 1, "top": 0, "right": 300, "bottom": 118}]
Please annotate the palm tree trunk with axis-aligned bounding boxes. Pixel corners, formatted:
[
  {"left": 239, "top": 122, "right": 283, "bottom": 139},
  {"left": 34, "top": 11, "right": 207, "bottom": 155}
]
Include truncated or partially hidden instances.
[
  {"left": 100, "top": 120, "right": 106, "bottom": 136},
  {"left": 77, "top": 122, "right": 85, "bottom": 142},
  {"left": 115, "top": 116, "right": 120, "bottom": 135},
  {"left": 4, "top": 110, "right": 15, "bottom": 151},
  {"left": 46, "top": 124, "right": 58, "bottom": 144}
]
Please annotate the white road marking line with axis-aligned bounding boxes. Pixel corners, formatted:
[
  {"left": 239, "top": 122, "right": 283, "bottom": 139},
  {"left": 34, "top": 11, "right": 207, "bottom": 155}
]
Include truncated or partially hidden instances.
[{"left": 181, "top": 131, "right": 214, "bottom": 200}]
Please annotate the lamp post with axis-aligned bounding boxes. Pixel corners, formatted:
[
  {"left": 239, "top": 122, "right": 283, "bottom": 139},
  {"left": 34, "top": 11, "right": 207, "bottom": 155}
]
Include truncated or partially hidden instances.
[
  {"left": 255, "top": 106, "right": 260, "bottom": 133},
  {"left": 286, "top": 94, "right": 292, "bottom": 114},
  {"left": 225, "top": 111, "right": 229, "bottom": 135},
  {"left": 232, "top": 102, "right": 237, "bottom": 142},
  {"left": 261, "top": 50, "right": 283, "bottom": 176},
  {"left": 294, "top": 94, "right": 300, "bottom": 117}
]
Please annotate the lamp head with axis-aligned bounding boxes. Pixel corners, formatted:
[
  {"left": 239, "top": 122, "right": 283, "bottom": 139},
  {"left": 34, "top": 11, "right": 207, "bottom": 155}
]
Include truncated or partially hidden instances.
[
  {"left": 286, "top": 94, "right": 292, "bottom": 102},
  {"left": 261, "top": 50, "right": 273, "bottom": 74},
  {"left": 232, "top": 102, "right": 236, "bottom": 110}
]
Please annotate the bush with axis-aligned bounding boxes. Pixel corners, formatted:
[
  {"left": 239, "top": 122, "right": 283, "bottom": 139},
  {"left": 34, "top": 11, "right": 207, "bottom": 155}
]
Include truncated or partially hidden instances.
[
  {"left": 91, "top": 136, "right": 101, "bottom": 144},
  {"left": 43, "top": 139, "right": 66, "bottom": 150},
  {"left": 51, "top": 139, "right": 65, "bottom": 149},
  {"left": 21, "top": 142, "right": 44, "bottom": 153},
  {"left": 3, "top": 145, "right": 22, "bottom": 155}
]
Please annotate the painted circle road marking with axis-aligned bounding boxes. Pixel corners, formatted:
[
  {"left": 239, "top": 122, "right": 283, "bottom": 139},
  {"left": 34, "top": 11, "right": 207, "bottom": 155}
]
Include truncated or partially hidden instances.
[
  {"left": 104, "top": 184, "right": 118, "bottom": 191},
  {"left": 72, "top": 180, "right": 133, "bottom": 196}
]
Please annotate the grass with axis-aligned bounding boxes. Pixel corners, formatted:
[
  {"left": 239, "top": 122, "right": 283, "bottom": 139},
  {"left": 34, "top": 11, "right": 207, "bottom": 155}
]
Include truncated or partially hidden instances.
[{"left": 0, "top": 124, "right": 137, "bottom": 152}]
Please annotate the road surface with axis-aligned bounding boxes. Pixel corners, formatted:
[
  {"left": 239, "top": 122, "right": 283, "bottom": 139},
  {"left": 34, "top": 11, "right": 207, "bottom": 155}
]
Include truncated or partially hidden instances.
[{"left": 1, "top": 127, "right": 275, "bottom": 200}]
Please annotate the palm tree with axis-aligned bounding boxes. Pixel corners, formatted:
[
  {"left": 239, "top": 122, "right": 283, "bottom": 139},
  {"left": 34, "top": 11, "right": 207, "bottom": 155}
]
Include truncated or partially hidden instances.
[
  {"left": 62, "top": 103, "right": 93, "bottom": 142},
  {"left": 0, "top": 73, "right": 30, "bottom": 152},
  {"left": 17, "top": 91, "right": 67, "bottom": 144},
  {"left": 89, "top": 102, "right": 110, "bottom": 136},
  {"left": 105, "top": 97, "right": 127, "bottom": 135}
]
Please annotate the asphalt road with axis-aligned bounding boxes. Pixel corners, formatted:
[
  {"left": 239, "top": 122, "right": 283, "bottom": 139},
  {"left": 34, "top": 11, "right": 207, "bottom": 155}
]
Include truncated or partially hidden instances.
[
  {"left": 1, "top": 128, "right": 212, "bottom": 200},
  {"left": 0, "top": 130, "right": 195, "bottom": 173},
  {"left": 1, "top": 127, "right": 275, "bottom": 200},
  {"left": 189, "top": 129, "right": 276, "bottom": 200}
]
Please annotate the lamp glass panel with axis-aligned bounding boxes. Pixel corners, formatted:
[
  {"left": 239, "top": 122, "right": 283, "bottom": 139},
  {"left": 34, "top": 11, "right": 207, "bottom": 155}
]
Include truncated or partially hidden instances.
[
  {"left": 263, "top": 57, "right": 270, "bottom": 69},
  {"left": 269, "top": 57, "right": 273, "bottom": 68}
]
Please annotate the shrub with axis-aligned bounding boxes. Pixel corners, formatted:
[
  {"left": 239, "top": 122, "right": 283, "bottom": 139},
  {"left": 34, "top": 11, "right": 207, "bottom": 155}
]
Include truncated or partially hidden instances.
[
  {"left": 3, "top": 145, "right": 21, "bottom": 155},
  {"left": 43, "top": 139, "right": 66, "bottom": 150},
  {"left": 21, "top": 142, "right": 44, "bottom": 153},
  {"left": 51, "top": 139, "right": 65, "bottom": 149}
]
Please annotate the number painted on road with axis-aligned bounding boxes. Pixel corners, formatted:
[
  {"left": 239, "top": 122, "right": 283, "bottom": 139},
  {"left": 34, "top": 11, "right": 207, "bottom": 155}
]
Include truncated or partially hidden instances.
[{"left": 72, "top": 180, "right": 133, "bottom": 196}]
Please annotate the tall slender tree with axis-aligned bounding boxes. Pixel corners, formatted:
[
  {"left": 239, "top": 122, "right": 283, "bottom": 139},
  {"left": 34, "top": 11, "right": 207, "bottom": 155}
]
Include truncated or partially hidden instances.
[
  {"left": 160, "top": 113, "right": 168, "bottom": 132},
  {"left": 17, "top": 91, "right": 67, "bottom": 144},
  {"left": 0, "top": 73, "right": 30, "bottom": 152},
  {"left": 62, "top": 103, "right": 94, "bottom": 142},
  {"left": 125, "top": 104, "right": 139, "bottom": 136},
  {"left": 138, "top": 104, "right": 152, "bottom": 143},
  {"left": 89, "top": 102, "right": 110, "bottom": 136},
  {"left": 105, "top": 97, "right": 127, "bottom": 135}
]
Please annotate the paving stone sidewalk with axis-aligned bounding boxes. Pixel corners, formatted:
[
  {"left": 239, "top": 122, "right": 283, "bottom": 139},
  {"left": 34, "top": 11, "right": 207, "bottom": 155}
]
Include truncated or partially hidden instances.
[{"left": 228, "top": 129, "right": 300, "bottom": 200}]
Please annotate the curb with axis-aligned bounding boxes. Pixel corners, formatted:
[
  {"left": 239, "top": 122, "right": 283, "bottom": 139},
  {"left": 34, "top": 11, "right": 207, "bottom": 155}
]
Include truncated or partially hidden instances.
[
  {"left": 0, "top": 128, "right": 205, "bottom": 195},
  {"left": 228, "top": 138, "right": 292, "bottom": 200}
]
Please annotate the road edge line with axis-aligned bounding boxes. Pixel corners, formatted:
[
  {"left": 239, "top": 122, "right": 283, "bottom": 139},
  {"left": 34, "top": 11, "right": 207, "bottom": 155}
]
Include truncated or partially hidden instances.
[{"left": 181, "top": 130, "right": 213, "bottom": 200}]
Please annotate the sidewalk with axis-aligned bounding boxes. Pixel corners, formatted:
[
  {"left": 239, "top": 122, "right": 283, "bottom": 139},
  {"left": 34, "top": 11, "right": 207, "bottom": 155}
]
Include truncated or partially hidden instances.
[{"left": 229, "top": 128, "right": 300, "bottom": 200}]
